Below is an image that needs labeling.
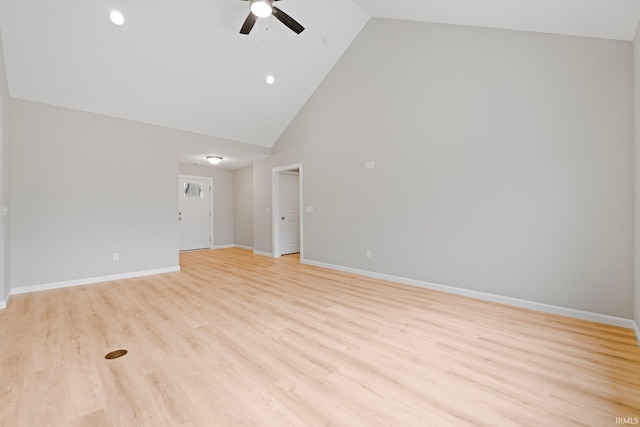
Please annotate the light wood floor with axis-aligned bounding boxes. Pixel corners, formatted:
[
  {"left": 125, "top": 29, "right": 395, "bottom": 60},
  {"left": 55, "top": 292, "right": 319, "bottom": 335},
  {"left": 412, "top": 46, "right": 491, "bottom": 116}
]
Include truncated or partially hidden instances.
[{"left": 1, "top": 248, "right": 639, "bottom": 426}]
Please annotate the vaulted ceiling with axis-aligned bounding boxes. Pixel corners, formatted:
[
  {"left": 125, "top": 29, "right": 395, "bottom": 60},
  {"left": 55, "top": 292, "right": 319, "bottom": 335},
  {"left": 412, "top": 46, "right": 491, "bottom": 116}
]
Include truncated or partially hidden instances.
[{"left": 1, "top": 0, "right": 639, "bottom": 168}]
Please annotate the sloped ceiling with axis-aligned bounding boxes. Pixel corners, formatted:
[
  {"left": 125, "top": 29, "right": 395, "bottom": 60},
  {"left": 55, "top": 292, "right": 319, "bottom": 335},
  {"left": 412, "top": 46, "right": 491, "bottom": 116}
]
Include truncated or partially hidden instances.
[
  {"left": 353, "top": 0, "right": 640, "bottom": 41},
  {"left": 0, "top": 0, "right": 639, "bottom": 168}
]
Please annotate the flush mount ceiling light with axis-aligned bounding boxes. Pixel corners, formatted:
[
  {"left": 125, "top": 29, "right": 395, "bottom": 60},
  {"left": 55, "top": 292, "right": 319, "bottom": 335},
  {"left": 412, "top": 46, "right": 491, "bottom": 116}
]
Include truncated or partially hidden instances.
[
  {"left": 109, "top": 10, "right": 125, "bottom": 26},
  {"left": 207, "top": 156, "right": 223, "bottom": 165},
  {"left": 266, "top": 75, "right": 275, "bottom": 85},
  {"left": 250, "top": 0, "right": 272, "bottom": 18}
]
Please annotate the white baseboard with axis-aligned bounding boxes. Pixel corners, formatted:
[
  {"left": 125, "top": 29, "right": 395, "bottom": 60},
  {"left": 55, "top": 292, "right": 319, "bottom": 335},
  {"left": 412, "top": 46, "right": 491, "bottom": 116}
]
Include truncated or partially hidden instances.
[
  {"left": 633, "top": 320, "right": 640, "bottom": 345},
  {"left": 302, "top": 259, "right": 636, "bottom": 331},
  {"left": 10, "top": 266, "right": 181, "bottom": 296},
  {"left": 253, "top": 250, "right": 273, "bottom": 257},
  {"left": 210, "top": 245, "right": 254, "bottom": 251}
]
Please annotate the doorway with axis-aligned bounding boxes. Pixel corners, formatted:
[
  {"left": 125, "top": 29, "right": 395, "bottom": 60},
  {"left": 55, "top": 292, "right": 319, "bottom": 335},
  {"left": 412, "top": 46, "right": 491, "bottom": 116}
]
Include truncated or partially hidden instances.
[
  {"left": 178, "top": 175, "right": 213, "bottom": 251},
  {"left": 272, "top": 164, "right": 303, "bottom": 259}
]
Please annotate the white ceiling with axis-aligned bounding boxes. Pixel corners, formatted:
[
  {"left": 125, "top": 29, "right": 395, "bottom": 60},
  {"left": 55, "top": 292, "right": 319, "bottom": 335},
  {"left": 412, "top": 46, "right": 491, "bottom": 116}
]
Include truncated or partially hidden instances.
[
  {"left": 353, "top": 0, "right": 640, "bottom": 41},
  {"left": 1, "top": 0, "right": 639, "bottom": 168}
]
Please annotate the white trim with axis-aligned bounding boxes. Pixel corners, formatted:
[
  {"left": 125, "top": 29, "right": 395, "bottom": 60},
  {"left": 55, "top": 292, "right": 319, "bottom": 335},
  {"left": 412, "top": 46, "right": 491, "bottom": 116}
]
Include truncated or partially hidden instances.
[
  {"left": 233, "top": 245, "right": 253, "bottom": 250},
  {"left": 301, "top": 258, "right": 636, "bottom": 330},
  {"left": 272, "top": 163, "right": 303, "bottom": 260},
  {"left": 272, "top": 172, "right": 279, "bottom": 258},
  {"left": 192, "top": 244, "right": 254, "bottom": 251},
  {"left": 178, "top": 174, "right": 214, "bottom": 249},
  {"left": 212, "top": 244, "right": 254, "bottom": 250},
  {"left": 253, "top": 250, "right": 273, "bottom": 257},
  {"left": 10, "top": 266, "right": 180, "bottom": 296},
  {"left": 633, "top": 320, "right": 640, "bottom": 345}
]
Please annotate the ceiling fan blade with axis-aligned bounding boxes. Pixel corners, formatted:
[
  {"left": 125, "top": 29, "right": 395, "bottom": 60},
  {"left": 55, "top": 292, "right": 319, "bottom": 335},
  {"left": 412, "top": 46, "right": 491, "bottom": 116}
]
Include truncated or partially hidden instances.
[
  {"left": 272, "top": 7, "right": 304, "bottom": 34},
  {"left": 240, "top": 12, "right": 257, "bottom": 34}
]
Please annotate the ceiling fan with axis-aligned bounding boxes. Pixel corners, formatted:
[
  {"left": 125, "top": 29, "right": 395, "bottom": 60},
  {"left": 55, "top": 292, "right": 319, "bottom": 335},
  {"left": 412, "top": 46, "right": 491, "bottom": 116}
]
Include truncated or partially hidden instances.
[{"left": 240, "top": 0, "right": 305, "bottom": 35}]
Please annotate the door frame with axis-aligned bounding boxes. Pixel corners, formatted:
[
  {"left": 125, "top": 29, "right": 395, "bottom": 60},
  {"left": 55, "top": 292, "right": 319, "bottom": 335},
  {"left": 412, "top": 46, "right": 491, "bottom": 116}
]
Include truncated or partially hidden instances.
[
  {"left": 178, "top": 175, "right": 214, "bottom": 250},
  {"left": 272, "top": 163, "right": 303, "bottom": 259}
]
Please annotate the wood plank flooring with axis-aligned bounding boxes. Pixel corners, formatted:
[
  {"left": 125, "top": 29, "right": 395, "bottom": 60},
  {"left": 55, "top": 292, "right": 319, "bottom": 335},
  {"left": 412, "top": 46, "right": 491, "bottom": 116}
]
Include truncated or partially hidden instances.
[{"left": 1, "top": 248, "right": 639, "bottom": 426}]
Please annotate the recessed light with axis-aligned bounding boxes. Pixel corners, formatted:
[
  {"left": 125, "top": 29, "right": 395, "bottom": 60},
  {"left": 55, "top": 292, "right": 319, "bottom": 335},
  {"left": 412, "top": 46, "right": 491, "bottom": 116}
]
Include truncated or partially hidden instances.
[
  {"left": 266, "top": 75, "right": 275, "bottom": 85},
  {"left": 110, "top": 10, "right": 125, "bottom": 26}
]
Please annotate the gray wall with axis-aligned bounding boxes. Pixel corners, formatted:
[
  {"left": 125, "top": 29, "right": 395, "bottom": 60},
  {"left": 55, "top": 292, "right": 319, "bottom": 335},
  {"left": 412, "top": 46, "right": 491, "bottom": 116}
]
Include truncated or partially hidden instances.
[
  {"left": 0, "top": 30, "right": 8, "bottom": 302},
  {"left": 635, "top": 22, "right": 640, "bottom": 330},
  {"left": 178, "top": 163, "right": 235, "bottom": 247},
  {"left": 10, "top": 99, "right": 180, "bottom": 287},
  {"left": 233, "top": 165, "right": 253, "bottom": 248},
  {"left": 261, "top": 19, "right": 635, "bottom": 319}
]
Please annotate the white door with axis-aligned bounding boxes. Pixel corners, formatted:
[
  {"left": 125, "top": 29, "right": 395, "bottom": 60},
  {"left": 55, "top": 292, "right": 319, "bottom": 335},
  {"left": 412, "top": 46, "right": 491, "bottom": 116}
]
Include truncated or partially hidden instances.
[
  {"left": 178, "top": 177, "right": 211, "bottom": 251},
  {"left": 279, "top": 171, "right": 300, "bottom": 255}
]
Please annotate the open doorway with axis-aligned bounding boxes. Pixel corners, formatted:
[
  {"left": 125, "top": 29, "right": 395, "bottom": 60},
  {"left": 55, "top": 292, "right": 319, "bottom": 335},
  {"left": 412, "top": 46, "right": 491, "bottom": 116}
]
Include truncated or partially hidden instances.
[{"left": 272, "top": 163, "right": 303, "bottom": 259}]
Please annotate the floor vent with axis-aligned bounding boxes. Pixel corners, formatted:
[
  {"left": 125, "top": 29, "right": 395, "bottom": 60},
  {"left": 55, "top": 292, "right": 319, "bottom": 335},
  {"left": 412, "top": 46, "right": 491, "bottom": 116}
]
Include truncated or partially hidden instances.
[{"left": 105, "top": 349, "right": 128, "bottom": 360}]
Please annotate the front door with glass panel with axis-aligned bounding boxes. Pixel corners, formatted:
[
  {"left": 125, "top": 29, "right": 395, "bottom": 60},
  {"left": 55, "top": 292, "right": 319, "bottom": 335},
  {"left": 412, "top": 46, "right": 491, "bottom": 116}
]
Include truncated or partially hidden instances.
[{"left": 178, "top": 176, "right": 211, "bottom": 251}]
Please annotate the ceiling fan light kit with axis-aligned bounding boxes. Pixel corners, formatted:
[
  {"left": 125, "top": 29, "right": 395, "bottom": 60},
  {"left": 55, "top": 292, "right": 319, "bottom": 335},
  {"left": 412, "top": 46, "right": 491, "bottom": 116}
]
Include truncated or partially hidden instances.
[
  {"left": 250, "top": 0, "right": 273, "bottom": 18},
  {"left": 240, "top": 0, "right": 304, "bottom": 35}
]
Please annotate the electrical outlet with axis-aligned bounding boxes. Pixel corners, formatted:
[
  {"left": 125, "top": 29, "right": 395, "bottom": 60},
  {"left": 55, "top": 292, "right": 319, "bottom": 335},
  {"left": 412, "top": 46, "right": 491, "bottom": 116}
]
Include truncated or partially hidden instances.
[
  {"left": 365, "top": 250, "right": 371, "bottom": 259},
  {"left": 113, "top": 252, "right": 120, "bottom": 261}
]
